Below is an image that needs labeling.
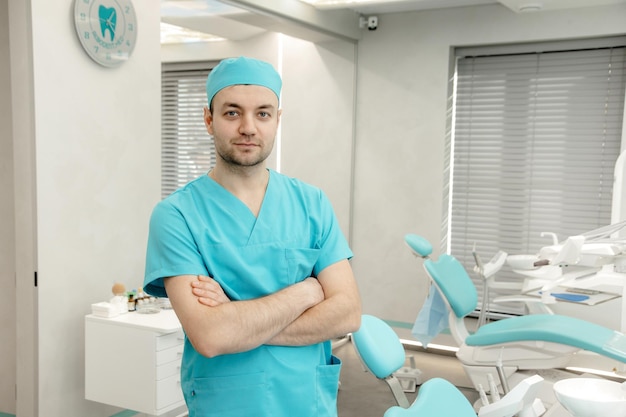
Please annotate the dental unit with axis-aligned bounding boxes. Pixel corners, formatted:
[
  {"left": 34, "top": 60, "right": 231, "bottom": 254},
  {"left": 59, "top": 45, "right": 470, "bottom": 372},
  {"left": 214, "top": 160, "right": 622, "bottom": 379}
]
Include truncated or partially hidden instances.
[{"left": 406, "top": 233, "right": 626, "bottom": 416}]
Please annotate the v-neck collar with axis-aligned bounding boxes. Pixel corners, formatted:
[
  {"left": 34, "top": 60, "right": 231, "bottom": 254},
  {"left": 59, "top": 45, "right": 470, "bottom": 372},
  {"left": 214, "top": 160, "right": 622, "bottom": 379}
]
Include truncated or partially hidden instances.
[{"left": 203, "top": 170, "right": 275, "bottom": 244}]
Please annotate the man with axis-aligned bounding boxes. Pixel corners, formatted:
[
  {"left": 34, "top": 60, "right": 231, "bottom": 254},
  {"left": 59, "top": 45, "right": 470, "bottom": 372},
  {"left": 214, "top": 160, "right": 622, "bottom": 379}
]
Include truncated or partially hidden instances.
[{"left": 144, "top": 56, "right": 361, "bottom": 417}]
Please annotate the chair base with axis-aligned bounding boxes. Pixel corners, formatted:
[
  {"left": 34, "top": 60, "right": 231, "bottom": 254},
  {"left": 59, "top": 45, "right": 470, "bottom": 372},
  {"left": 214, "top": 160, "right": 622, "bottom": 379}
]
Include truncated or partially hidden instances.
[{"left": 465, "top": 366, "right": 584, "bottom": 413}]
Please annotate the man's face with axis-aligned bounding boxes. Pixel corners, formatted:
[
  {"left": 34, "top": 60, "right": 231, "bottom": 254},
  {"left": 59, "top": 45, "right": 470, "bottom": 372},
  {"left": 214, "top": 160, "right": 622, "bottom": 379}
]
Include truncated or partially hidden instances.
[{"left": 204, "top": 85, "right": 281, "bottom": 169}]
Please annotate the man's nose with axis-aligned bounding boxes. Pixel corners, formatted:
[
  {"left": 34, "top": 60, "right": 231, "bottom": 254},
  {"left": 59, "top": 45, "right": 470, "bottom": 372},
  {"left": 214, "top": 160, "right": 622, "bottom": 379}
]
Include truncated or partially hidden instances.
[{"left": 239, "top": 114, "right": 257, "bottom": 136}]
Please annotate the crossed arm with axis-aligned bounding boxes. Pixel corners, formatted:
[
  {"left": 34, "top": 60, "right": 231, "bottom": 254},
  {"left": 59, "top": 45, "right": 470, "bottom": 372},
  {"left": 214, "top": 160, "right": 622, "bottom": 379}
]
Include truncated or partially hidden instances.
[{"left": 163, "top": 259, "right": 361, "bottom": 358}]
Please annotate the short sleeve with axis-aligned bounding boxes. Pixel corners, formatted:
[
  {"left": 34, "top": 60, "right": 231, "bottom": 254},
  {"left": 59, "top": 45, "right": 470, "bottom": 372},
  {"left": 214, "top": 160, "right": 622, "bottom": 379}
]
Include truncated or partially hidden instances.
[
  {"left": 143, "top": 200, "right": 208, "bottom": 297},
  {"left": 312, "top": 190, "right": 353, "bottom": 276}
]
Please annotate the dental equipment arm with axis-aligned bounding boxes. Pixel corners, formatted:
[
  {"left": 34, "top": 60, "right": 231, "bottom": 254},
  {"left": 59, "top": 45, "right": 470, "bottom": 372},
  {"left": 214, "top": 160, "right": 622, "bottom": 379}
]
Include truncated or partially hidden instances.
[{"left": 473, "top": 247, "right": 509, "bottom": 328}]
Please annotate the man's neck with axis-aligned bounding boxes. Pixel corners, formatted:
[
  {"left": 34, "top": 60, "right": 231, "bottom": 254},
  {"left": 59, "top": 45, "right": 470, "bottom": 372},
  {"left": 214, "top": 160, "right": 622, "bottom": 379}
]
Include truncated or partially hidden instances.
[{"left": 209, "top": 164, "right": 269, "bottom": 216}]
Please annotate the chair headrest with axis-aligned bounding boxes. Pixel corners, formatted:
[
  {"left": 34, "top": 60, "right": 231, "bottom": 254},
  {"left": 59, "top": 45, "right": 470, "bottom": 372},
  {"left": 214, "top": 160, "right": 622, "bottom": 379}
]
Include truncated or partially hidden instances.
[{"left": 405, "top": 234, "right": 433, "bottom": 258}]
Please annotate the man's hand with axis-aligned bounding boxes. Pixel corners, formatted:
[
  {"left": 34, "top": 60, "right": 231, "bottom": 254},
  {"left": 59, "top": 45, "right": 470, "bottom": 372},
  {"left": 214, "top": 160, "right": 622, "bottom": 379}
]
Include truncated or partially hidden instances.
[{"left": 191, "top": 275, "right": 231, "bottom": 306}]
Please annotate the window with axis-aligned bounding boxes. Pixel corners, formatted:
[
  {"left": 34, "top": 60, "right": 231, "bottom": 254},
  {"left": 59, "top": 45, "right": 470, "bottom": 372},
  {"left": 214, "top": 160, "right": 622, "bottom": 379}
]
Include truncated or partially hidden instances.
[
  {"left": 444, "top": 38, "right": 626, "bottom": 315},
  {"left": 161, "top": 62, "right": 218, "bottom": 198}
]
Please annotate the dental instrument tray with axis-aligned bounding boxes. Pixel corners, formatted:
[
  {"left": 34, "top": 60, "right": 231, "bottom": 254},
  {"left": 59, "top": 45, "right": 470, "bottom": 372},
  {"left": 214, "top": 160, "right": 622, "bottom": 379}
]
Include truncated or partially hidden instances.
[{"left": 524, "top": 285, "right": 620, "bottom": 306}]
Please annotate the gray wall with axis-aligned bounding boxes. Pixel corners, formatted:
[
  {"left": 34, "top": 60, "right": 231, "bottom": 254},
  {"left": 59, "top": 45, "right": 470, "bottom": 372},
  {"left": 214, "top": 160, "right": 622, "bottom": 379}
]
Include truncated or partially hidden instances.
[{"left": 0, "top": 1, "right": 16, "bottom": 414}]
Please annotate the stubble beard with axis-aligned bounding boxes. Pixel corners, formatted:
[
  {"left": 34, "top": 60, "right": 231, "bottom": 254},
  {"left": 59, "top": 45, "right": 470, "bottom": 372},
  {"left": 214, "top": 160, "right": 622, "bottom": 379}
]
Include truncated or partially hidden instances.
[{"left": 216, "top": 143, "right": 272, "bottom": 169}]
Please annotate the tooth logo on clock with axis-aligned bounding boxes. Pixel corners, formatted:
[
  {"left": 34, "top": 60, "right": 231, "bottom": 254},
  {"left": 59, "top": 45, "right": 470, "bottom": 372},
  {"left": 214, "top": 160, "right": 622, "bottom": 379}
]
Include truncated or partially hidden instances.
[
  {"left": 99, "top": 5, "right": 117, "bottom": 42},
  {"left": 73, "top": 0, "right": 137, "bottom": 68}
]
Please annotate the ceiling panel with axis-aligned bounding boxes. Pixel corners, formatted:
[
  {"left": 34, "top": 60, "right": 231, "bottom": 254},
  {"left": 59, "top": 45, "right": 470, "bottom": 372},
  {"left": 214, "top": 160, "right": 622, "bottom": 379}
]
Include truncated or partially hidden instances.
[{"left": 160, "top": 0, "right": 626, "bottom": 43}]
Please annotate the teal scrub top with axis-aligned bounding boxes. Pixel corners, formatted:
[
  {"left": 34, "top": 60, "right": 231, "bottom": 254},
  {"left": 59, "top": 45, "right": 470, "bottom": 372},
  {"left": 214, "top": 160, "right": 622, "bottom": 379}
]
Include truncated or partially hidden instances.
[{"left": 144, "top": 170, "right": 353, "bottom": 417}]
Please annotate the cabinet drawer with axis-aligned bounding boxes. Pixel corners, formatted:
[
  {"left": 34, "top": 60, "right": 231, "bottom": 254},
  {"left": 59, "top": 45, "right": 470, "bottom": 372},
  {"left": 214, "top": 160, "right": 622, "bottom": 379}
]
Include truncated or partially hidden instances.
[
  {"left": 156, "top": 330, "right": 185, "bottom": 351},
  {"left": 156, "top": 373, "right": 185, "bottom": 410},
  {"left": 156, "top": 344, "right": 184, "bottom": 366},
  {"left": 157, "top": 358, "right": 181, "bottom": 381}
]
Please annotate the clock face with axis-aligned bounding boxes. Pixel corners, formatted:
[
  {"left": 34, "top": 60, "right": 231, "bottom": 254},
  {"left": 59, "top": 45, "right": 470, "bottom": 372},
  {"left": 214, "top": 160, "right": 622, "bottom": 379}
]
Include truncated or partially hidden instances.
[{"left": 73, "top": 0, "right": 138, "bottom": 67}]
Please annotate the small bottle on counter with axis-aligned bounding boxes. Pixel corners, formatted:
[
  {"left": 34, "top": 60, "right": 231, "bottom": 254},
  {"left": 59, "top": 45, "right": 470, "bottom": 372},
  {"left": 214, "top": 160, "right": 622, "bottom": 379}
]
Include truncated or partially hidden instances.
[{"left": 127, "top": 290, "right": 137, "bottom": 312}]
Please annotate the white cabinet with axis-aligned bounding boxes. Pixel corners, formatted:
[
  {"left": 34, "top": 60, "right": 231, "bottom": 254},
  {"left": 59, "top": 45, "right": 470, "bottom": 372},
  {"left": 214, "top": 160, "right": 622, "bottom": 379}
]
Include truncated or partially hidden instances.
[{"left": 85, "top": 309, "right": 187, "bottom": 416}]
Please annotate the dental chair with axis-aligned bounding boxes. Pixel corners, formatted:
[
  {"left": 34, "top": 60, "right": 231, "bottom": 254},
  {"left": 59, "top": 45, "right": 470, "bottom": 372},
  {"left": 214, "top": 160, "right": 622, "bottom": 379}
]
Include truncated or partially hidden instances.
[
  {"left": 404, "top": 234, "right": 626, "bottom": 392},
  {"left": 351, "top": 314, "right": 545, "bottom": 417}
]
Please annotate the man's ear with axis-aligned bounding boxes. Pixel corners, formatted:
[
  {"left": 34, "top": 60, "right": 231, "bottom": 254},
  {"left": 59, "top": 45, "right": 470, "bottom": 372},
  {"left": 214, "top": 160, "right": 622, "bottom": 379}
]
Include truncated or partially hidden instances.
[{"left": 203, "top": 106, "right": 213, "bottom": 134}]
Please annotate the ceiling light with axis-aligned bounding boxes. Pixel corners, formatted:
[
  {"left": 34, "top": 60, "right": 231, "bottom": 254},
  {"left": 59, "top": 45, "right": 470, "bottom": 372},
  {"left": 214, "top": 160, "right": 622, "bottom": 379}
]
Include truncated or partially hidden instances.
[
  {"left": 160, "top": 22, "right": 225, "bottom": 44},
  {"left": 299, "top": 0, "right": 410, "bottom": 9}
]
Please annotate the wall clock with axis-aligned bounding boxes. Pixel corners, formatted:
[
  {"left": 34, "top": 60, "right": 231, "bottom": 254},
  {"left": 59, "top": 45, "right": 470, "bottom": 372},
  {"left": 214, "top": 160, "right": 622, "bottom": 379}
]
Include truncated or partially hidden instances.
[{"left": 73, "top": 0, "right": 138, "bottom": 67}]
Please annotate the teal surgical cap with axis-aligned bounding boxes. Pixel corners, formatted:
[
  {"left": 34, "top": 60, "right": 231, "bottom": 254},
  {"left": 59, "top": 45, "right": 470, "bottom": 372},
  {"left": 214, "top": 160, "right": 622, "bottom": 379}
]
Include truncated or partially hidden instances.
[{"left": 206, "top": 56, "right": 282, "bottom": 107}]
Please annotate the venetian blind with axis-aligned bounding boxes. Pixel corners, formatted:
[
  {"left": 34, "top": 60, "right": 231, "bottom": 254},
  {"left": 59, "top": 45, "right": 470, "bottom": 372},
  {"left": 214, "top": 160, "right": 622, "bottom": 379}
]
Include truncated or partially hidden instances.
[
  {"left": 445, "top": 38, "right": 626, "bottom": 316},
  {"left": 161, "top": 62, "right": 218, "bottom": 198}
]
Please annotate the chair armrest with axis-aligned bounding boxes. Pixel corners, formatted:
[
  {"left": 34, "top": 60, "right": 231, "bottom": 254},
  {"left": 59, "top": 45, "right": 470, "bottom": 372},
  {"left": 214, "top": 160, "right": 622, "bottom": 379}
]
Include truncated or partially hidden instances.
[{"left": 492, "top": 295, "right": 555, "bottom": 315}]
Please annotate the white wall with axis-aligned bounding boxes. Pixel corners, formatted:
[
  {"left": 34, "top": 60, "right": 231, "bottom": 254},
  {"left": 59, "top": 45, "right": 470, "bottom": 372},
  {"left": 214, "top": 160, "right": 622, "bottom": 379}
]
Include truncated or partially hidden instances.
[
  {"left": 280, "top": 37, "right": 356, "bottom": 236},
  {"left": 37, "top": 0, "right": 161, "bottom": 412},
  {"left": 352, "top": 3, "right": 626, "bottom": 326}
]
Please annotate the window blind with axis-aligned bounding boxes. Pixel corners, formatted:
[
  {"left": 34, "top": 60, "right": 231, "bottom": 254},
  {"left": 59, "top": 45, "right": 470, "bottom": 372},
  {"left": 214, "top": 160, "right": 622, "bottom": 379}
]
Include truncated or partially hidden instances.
[
  {"left": 445, "top": 39, "right": 626, "bottom": 316},
  {"left": 161, "top": 62, "right": 218, "bottom": 198}
]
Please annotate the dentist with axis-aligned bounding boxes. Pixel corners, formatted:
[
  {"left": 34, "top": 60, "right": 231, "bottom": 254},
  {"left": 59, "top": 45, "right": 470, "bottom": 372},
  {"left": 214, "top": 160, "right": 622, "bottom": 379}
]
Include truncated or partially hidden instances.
[{"left": 143, "top": 56, "right": 361, "bottom": 417}]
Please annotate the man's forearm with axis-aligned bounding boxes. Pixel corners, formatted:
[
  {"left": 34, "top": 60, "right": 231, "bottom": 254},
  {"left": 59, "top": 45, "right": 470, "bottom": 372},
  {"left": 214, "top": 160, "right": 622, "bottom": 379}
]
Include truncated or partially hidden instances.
[
  {"left": 267, "top": 260, "right": 362, "bottom": 346},
  {"left": 165, "top": 276, "right": 324, "bottom": 358},
  {"left": 266, "top": 291, "right": 361, "bottom": 346},
  {"left": 183, "top": 260, "right": 361, "bottom": 352}
]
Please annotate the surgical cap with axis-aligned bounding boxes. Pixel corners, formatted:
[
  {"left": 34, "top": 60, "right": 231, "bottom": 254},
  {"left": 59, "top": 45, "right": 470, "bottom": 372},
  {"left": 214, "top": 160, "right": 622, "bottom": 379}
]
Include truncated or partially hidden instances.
[{"left": 206, "top": 56, "right": 282, "bottom": 107}]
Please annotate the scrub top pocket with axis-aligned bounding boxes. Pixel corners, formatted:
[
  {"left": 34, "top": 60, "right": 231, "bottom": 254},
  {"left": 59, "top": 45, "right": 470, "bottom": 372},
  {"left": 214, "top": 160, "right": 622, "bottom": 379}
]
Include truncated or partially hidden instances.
[
  {"left": 185, "top": 372, "right": 268, "bottom": 417},
  {"left": 286, "top": 248, "right": 321, "bottom": 283},
  {"left": 316, "top": 355, "right": 342, "bottom": 416}
]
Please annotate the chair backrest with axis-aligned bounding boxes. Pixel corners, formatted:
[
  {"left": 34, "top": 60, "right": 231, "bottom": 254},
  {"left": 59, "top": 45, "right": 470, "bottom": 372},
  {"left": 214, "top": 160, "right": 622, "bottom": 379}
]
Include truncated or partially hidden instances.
[
  {"left": 351, "top": 314, "right": 412, "bottom": 407},
  {"left": 424, "top": 254, "right": 478, "bottom": 319},
  {"left": 351, "top": 314, "right": 406, "bottom": 379},
  {"left": 383, "top": 378, "right": 477, "bottom": 417}
]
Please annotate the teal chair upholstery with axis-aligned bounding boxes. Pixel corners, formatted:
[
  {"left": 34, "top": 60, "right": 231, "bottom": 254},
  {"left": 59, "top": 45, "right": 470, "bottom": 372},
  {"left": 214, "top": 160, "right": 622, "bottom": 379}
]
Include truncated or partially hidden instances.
[{"left": 384, "top": 378, "right": 477, "bottom": 417}]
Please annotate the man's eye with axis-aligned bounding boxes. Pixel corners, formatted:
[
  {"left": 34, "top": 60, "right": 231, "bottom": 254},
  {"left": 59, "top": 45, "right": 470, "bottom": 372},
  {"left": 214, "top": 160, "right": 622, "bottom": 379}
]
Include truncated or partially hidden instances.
[
  {"left": 225, "top": 111, "right": 239, "bottom": 117},
  {"left": 258, "top": 111, "right": 270, "bottom": 118}
]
